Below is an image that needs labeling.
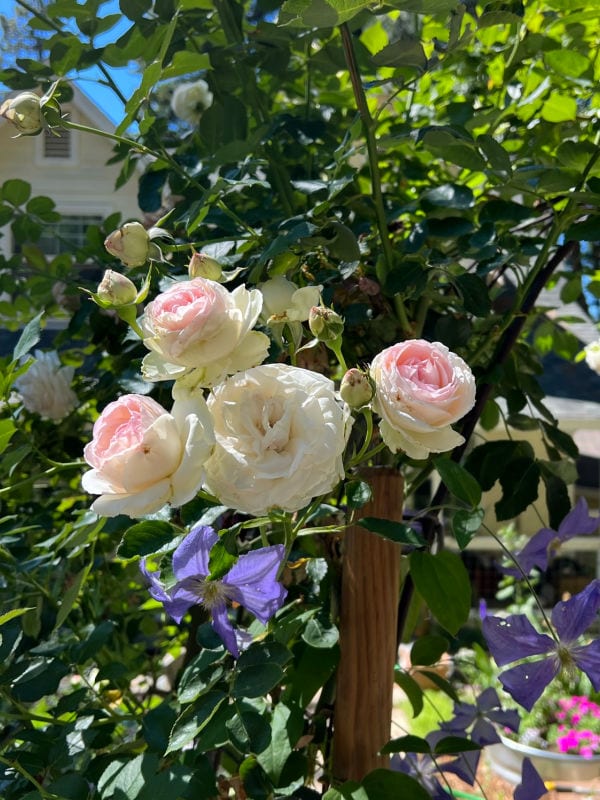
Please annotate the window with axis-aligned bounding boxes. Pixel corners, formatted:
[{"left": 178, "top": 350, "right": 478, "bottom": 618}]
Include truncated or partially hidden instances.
[
  {"left": 36, "top": 215, "right": 103, "bottom": 258},
  {"left": 43, "top": 127, "right": 72, "bottom": 159}
]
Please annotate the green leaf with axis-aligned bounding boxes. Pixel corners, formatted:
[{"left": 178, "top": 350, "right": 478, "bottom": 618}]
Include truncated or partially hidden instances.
[
  {"left": 361, "top": 768, "right": 431, "bottom": 800},
  {"left": 166, "top": 690, "right": 227, "bottom": 754},
  {"left": 380, "top": 735, "right": 431, "bottom": 754},
  {"left": 302, "top": 617, "right": 339, "bottom": 649},
  {"left": 410, "top": 634, "right": 449, "bottom": 666},
  {"left": 161, "top": 50, "right": 210, "bottom": 79},
  {"left": 455, "top": 273, "right": 492, "bottom": 317},
  {"left": 541, "top": 93, "right": 577, "bottom": 122},
  {"left": 421, "top": 183, "right": 474, "bottom": 210},
  {"left": 451, "top": 507, "right": 484, "bottom": 549},
  {"left": 227, "top": 707, "right": 272, "bottom": 755},
  {"left": 477, "top": 134, "right": 512, "bottom": 173},
  {"left": 55, "top": 564, "right": 91, "bottom": 629},
  {"left": 117, "top": 520, "right": 178, "bottom": 559},
  {"left": 545, "top": 49, "right": 590, "bottom": 78},
  {"left": 371, "top": 40, "right": 427, "bottom": 72},
  {"left": 410, "top": 551, "right": 471, "bottom": 635},
  {"left": 564, "top": 216, "right": 600, "bottom": 241},
  {"left": 12, "top": 311, "right": 43, "bottom": 362},
  {"left": 178, "top": 650, "right": 224, "bottom": 704},
  {"left": 257, "top": 702, "right": 303, "bottom": 784},
  {"left": 345, "top": 479, "right": 373, "bottom": 509},
  {"left": 433, "top": 735, "right": 481, "bottom": 755},
  {"left": 393, "top": 670, "right": 424, "bottom": 718},
  {"left": 0, "top": 418, "right": 16, "bottom": 456},
  {"left": 433, "top": 458, "right": 481, "bottom": 507},
  {"left": 0, "top": 607, "right": 35, "bottom": 626},
  {"left": 358, "top": 517, "right": 426, "bottom": 546},
  {"left": 232, "top": 663, "right": 284, "bottom": 698},
  {"left": 495, "top": 457, "right": 540, "bottom": 521},
  {"left": 279, "top": 0, "right": 371, "bottom": 27},
  {"left": 2, "top": 178, "right": 31, "bottom": 206}
]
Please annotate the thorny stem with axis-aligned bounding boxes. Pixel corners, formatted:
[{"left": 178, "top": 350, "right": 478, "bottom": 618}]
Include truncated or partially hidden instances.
[{"left": 340, "top": 24, "right": 411, "bottom": 336}]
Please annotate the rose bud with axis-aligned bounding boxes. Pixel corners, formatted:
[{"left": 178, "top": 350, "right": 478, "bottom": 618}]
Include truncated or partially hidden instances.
[
  {"left": 308, "top": 306, "right": 344, "bottom": 342},
  {"left": 104, "top": 222, "right": 150, "bottom": 268},
  {"left": 97, "top": 270, "right": 138, "bottom": 307},
  {"left": 188, "top": 251, "right": 223, "bottom": 281},
  {"left": 0, "top": 92, "right": 44, "bottom": 136},
  {"left": 340, "top": 368, "right": 374, "bottom": 409}
]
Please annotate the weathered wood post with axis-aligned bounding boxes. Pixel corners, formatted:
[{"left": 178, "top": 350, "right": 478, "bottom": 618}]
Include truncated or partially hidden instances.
[{"left": 332, "top": 468, "right": 403, "bottom": 782}]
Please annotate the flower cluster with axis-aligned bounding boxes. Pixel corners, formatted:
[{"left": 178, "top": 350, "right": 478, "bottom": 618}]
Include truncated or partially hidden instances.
[{"left": 554, "top": 695, "right": 600, "bottom": 758}]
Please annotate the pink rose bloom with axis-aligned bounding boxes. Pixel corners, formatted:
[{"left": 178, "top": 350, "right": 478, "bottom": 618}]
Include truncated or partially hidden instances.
[
  {"left": 82, "top": 392, "right": 214, "bottom": 518},
  {"left": 139, "top": 278, "right": 270, "bottom": 386},
  {"left": 370, "top": 339, "right": 476, "bottom": 459}
]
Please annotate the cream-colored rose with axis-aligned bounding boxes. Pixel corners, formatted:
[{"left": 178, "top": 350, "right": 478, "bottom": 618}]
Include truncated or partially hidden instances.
[
  {"left": 15, "top": 350, "right": 78, "bottom": 421},
  {"left": 584, "top": 340, "right": 600, "bottom": 375},
  {"left": 259, "top": 276, "right": 321, "bottom": 325},
  {"left": 140, "top": 278, "right": 270, "bottom": 386},
  {"left": 204, "top": 364, "right": 352, "bottom": 516},
  {"left": 82, "top": 392, "right": 214, "bottom": 518},
  {"left": 171, "top": 79, "right": 213, "bottom": 125},
  {"left": 370, "top": 339, "right": 476, "bottom": 460}
]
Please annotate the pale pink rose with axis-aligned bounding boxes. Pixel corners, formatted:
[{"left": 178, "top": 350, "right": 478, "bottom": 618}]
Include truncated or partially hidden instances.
[
  {"left": 370, "top": 339, "right": 475, "bottom": 459},
  {"left": 204, "top": 364, "right": 352, "bottom": 516},
  {"left": 82, "top": 392, "right": 214, "bottom": 518},
  {"left": 140, "top": 278, "right": 270, "bottom": 386}
]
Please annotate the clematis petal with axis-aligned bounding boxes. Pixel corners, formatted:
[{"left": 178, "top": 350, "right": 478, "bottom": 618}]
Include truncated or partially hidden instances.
[
  {"left": 211, "top": 601, "right": 241, "bottom": 658},
  {"left": 172, "top": 524, "right": 218, "bottom": 581},
  {"left": 499, "top": 657, "right": 559, "bottom": 711},
  {"left": 482, "top": 613, "right": 554, "bottom": 667},
  {"left": 551, "top": 579, "right": 600, "bottom": 643},
  {"left": 476, "top": 687, "right": 501, "bottom": 712},
  {"left": 573, "top": 639, "right": 600, "bottom": 691},
  {"left": 224, "top": 544, "right": 287, "bottom": 624},
  {"left": 139, "top": 559, "right": 195, "bottom": 623},
  {"left": 514, "top": 757, "right": 546, "bottom": 800},
  {"left": 503, "top": 528, "right": 555, "bottom": 577},
  {"left": 558, "top": 497, "right": 599, "bottom": 539},
  {"left": 486, "top": 707, "right": 521, "bottom": 733}
]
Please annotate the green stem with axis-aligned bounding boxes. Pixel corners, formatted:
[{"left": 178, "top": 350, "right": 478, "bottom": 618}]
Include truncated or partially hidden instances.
[
  {"left": 0, "top": 463, "right": 82, "bottom": 496},
  {"left": 340, "top": 24, "right": 411, "bottom": 336},
  {"left": 0, "top": 755, "right": 60, "bottom": 799}
]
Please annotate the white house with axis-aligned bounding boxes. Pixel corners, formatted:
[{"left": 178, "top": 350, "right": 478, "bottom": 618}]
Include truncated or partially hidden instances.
[{"left": 0, "top": 85, "right": 141, "bottom": 261}]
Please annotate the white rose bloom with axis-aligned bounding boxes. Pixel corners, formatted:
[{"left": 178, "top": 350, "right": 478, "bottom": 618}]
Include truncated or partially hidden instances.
[
  {"left": 259, "top": 276, "right": 322, "bottom": 347},
  {"left": 171, "top": 79, "right": 213, "bottom": 125},
  {"left": 204, "top": 364, "right": 352, "bottom": 516},
  {"left": 15, "top": 350, "right": 78, "bottom": 421},
  {"left": 584, "top": 339, "right": 600, "bottom": 375}
]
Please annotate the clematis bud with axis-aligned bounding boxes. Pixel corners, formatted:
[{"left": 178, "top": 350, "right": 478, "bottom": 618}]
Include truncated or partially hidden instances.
[
  {"left": 188, "top": 251, "right": 222, "bottom": 281},
  {"left": 104, "top": 222, "right": 150, "bottom": 268},
  {"left": 308, "top": 306, "right": 344, "bottom": 342},
  {"left": 0, "top": 92, "right": 44, "bottom": 136},
  {"left": 340, "top": 368, "right": 374, "bottom": 409},
  {"left": 97, "top": 270, "right": 137, "bottom": 307}
]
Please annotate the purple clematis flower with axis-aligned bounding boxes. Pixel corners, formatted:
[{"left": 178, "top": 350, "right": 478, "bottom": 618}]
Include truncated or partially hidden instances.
[
  {"left": 482, "top": 579, "right": 600, "bottom": 710},
  {"left": 390, "top": 752, "right": 451, "bottom": 799},
  {"left": 140, "top": 524, "right": 287, "bottom": 658},
  {"left": 503, "top": 497, "right": 598, "bottom": 577}
]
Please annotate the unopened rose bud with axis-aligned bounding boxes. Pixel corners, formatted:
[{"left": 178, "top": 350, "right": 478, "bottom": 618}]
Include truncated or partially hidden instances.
[
  {"left": 104, "top": 222, "right": 150, "bottom": 268},
  {"left": 188, "top": 251, "right": 222, "bottom": 281},
  {"left": 308, "top": 306, "right": 344, "bottom": 342},
  {"left": 0, "top": 92, "right": 44, "bottom": 136},
  {"left": 340, "top": 368, "right": 374, "bottom": 409},
  {"left": 97, "top": 270, "right": 137, "bottom": 307}
]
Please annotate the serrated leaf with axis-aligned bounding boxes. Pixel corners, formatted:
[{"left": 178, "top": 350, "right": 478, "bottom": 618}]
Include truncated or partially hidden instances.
[{"left": 345, "top": 479, "right": 373, "bottom": 509}]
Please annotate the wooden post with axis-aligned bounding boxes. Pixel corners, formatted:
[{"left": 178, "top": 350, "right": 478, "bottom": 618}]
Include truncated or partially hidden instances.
[{"left": 332, "top": 468, "right": 403, "bottom": 783}]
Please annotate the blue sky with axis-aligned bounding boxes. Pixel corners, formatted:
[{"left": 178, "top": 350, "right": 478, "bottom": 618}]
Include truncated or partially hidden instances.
[{"left": 0, "top": 0, "right": 140, "bottom": 124}]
